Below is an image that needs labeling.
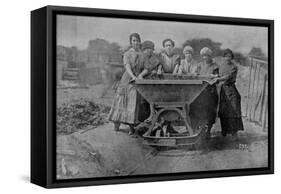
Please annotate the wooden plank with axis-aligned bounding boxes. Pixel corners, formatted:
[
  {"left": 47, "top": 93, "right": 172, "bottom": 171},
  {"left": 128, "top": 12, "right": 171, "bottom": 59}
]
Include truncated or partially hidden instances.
[
  {"left": 252, "top": 57, "right": 268, "bottom": 65},
  {"left": 259, "top": 74, "right": 267, "bottom": 122},
  {"left": 263, "top": 99, "right": 268, "bottom": 132},
  {"left": 246, "top": 57, "right": 253, "bottom": 118},
  {"left": 262, "top": 75, "right": 268, "bottom": 132},
  {"left": 249, "top": 61, "right": 258, "bottom": 121},
  {"left": 253, "top": 64, "right": 261, "bottom": 120}
]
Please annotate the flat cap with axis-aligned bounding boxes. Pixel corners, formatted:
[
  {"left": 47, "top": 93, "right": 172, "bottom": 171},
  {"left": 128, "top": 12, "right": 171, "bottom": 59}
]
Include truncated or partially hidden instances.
[{"left": 141, "top": 40, "right": 155, "bottom": 50}]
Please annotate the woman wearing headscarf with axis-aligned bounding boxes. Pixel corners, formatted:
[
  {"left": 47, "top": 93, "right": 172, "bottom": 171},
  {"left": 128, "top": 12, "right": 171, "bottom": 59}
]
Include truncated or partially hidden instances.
[
  {"left": 158, "top": 38, "right": 181, "bottom": 74},
  {"left": 108, "top": 33, "right": 147, "bottom": 134},
  {"left": 137, "top": 40, "right": 162, "bottom": 124},
  {"left": 199, "top": 47, "right": 219, "bottom": 138},
  {"left": 178, "top": 45, "right": 199, "bottom": 75},
  {"left": 139, "top": 40, "right": 161, "bottom": 76},
  {"left": 213, "top": 49, "right": 244, "bottom": 138}
]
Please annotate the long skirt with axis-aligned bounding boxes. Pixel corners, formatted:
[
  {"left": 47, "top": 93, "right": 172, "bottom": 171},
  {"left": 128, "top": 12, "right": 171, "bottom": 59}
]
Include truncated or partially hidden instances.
[
  {"left": 108, "top": 84, "right": 141, "bottom": 125},
  {"left": 220, "top": 117, "right": 244, "bottom": 135},
  {"left": 218, "top": 84, "right": 244, "bottom": 134},
  {"left": 207, "top": 84, "right": 219, "bottom": 127}
]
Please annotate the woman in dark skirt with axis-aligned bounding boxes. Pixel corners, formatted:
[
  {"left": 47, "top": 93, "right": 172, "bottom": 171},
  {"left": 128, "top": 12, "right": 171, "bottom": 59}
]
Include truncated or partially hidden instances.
[
  {"left": 198, "top": 47, "right": 219, "bottom": 138},
  {"left": 214, "top": 49, "right": 244, "bottom": 137}
]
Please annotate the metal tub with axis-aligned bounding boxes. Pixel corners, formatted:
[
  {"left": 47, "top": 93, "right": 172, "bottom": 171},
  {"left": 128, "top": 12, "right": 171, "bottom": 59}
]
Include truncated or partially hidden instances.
[{"left": 134, "top": 74, "right": 218, "bottom": 147}]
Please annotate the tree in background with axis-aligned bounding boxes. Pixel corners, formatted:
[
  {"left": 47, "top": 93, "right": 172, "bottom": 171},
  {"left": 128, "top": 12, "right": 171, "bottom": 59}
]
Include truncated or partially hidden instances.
[
  {"left": 234, "top": 52, "right": 248, "bottom": 66},
  {"left": 173, "top": 47, "right": 184, "bottom": 57},
  {"left": 248, "top": 47, "right": 265, "bottom": 58},
  {"left": 182, "top": 38, "right": 224, "bottom": 60},
  {"left": 181, "top": 38, "right": 249, "bottom": 66}
]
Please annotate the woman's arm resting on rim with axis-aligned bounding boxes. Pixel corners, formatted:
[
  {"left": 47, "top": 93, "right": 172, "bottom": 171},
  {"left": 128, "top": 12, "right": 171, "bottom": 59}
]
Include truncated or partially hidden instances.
[{"left": 125, "top": 63, "right": 137, "bottom": 80}]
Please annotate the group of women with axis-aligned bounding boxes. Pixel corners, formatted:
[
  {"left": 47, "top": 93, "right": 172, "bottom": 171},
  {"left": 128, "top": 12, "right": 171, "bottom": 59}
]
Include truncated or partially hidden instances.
[{"left": 107, "top": 33, "right": 244, "bottom": 138}]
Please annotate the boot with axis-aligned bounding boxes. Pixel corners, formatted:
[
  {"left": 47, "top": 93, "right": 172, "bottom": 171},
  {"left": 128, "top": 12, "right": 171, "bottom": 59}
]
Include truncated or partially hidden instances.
[{"left": 128, "top": 125, "right": 135, "bottom": 135}]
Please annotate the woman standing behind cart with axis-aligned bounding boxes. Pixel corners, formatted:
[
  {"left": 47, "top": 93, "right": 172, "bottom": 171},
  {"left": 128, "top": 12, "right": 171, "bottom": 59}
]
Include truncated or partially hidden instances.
[
  {"left": 158, "top": 38, "right": 181, "bottom": 74},
  {"left": 108, "top": 33, "right": 147, "bottom": 134},
  {"left": 199, "top": 47, "right": 219, "bottom": 138},
  {"left": 177, "top": 45, "right": 200, "bottom": 75},
  {"left": 140, "top": 40, "right": 161, "bottom": 77},
  {"left": 198, "top": 47, "right": 219, "bottom": 76},
  {"left": 139, "top": 40, "right": 161, "bottom": 123},
  {"left": 213, "top": 49, "right": 244, "bottom": 138}
]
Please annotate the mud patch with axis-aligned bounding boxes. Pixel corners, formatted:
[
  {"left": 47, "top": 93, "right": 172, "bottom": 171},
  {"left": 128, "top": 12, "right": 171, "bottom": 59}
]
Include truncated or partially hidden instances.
[{"left": 56, "top": 99, "right": 110, "bottom": 135}]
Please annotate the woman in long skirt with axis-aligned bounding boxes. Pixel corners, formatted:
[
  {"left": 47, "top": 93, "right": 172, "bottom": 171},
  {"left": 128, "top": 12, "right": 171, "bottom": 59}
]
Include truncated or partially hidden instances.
[
  {"left": 214, "top": 49, "right": 244, "bottom": 138},
  {"left": 107, "top": 33, "right": 147, "bottom": 134}
]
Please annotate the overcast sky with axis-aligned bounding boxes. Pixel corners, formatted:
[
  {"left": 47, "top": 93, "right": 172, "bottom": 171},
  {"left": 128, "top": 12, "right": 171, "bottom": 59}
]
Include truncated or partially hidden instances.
[{"left": 57, "top": 15, "right": 268, "bottom": 55}]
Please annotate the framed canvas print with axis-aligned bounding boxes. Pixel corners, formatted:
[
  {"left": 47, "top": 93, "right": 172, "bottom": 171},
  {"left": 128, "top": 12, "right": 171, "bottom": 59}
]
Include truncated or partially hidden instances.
[{"left": 31, "top": 5, "right": 274, "bottom": 188}]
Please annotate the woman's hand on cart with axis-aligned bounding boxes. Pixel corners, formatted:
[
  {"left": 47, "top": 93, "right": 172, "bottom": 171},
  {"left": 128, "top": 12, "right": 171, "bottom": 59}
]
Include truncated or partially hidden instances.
[
  {"left": 129, "top": 76, "right": 138, "bottom": 84},
  {"left": 210, "top": 74, "right": 219, "bottom": 78},
  {"left": 151, "top": 70, "right": 157, "bottom": 75},
  {"left": 212, "top": 76, "right": 220, "bottom": 84},
  {"left": 157, "top": 69, "right": 162, "bottom": 75}
]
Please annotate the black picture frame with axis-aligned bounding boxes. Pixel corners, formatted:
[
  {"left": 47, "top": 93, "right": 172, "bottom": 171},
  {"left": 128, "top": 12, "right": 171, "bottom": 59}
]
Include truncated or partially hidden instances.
[{"left": 31, "top": 5, "right": 274, "bottom": 188}]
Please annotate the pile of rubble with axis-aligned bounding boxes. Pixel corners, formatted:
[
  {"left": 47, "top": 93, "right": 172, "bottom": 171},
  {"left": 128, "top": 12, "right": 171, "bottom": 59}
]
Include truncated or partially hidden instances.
[{"left": 57, "top": 99, "right": 110, "bottom": 135}]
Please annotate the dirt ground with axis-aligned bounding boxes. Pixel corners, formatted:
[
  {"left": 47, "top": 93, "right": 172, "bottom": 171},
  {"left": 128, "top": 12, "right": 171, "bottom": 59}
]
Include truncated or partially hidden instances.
[
  {"left": 56, "top": 66, "right": 268, "bottom": 179},
  {"left": 56, "top": 121, "right": 268, "bottom": 179}
]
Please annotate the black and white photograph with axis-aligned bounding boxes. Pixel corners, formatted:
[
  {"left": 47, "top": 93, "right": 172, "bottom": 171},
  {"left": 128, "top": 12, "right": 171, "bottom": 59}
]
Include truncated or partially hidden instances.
[
  {"left": 1, "top": 0, "right": 281, "bottom": 191},
  {"left": 55, "top": 14, "right": 270, "bottom": 180}
]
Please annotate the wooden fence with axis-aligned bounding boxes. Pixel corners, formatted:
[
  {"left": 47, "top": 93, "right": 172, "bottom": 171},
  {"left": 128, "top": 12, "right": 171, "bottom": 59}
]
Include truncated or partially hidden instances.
[{"left": 245, "top": 56, "right": 268, "bottom": 131}]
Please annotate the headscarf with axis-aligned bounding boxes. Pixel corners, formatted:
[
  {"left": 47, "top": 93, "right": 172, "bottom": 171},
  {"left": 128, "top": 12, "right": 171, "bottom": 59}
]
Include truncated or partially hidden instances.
[{"left": 200, "top": 47, "right": 212, "bottom": 56}]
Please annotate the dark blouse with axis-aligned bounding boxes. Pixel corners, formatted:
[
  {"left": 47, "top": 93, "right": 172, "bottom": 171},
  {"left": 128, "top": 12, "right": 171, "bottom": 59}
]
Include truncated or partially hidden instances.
[
  {"left": 143, "top": 54, "right": 160, "bottom": 73},
  {"left": 219, "top": 61, "right": 238, "bottom": 85}
]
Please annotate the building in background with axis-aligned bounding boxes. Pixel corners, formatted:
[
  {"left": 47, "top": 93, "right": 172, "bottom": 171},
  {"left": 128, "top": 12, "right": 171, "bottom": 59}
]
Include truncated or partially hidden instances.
[{"left": 57, "top": 39, "right": 123, "bottom": 86}]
